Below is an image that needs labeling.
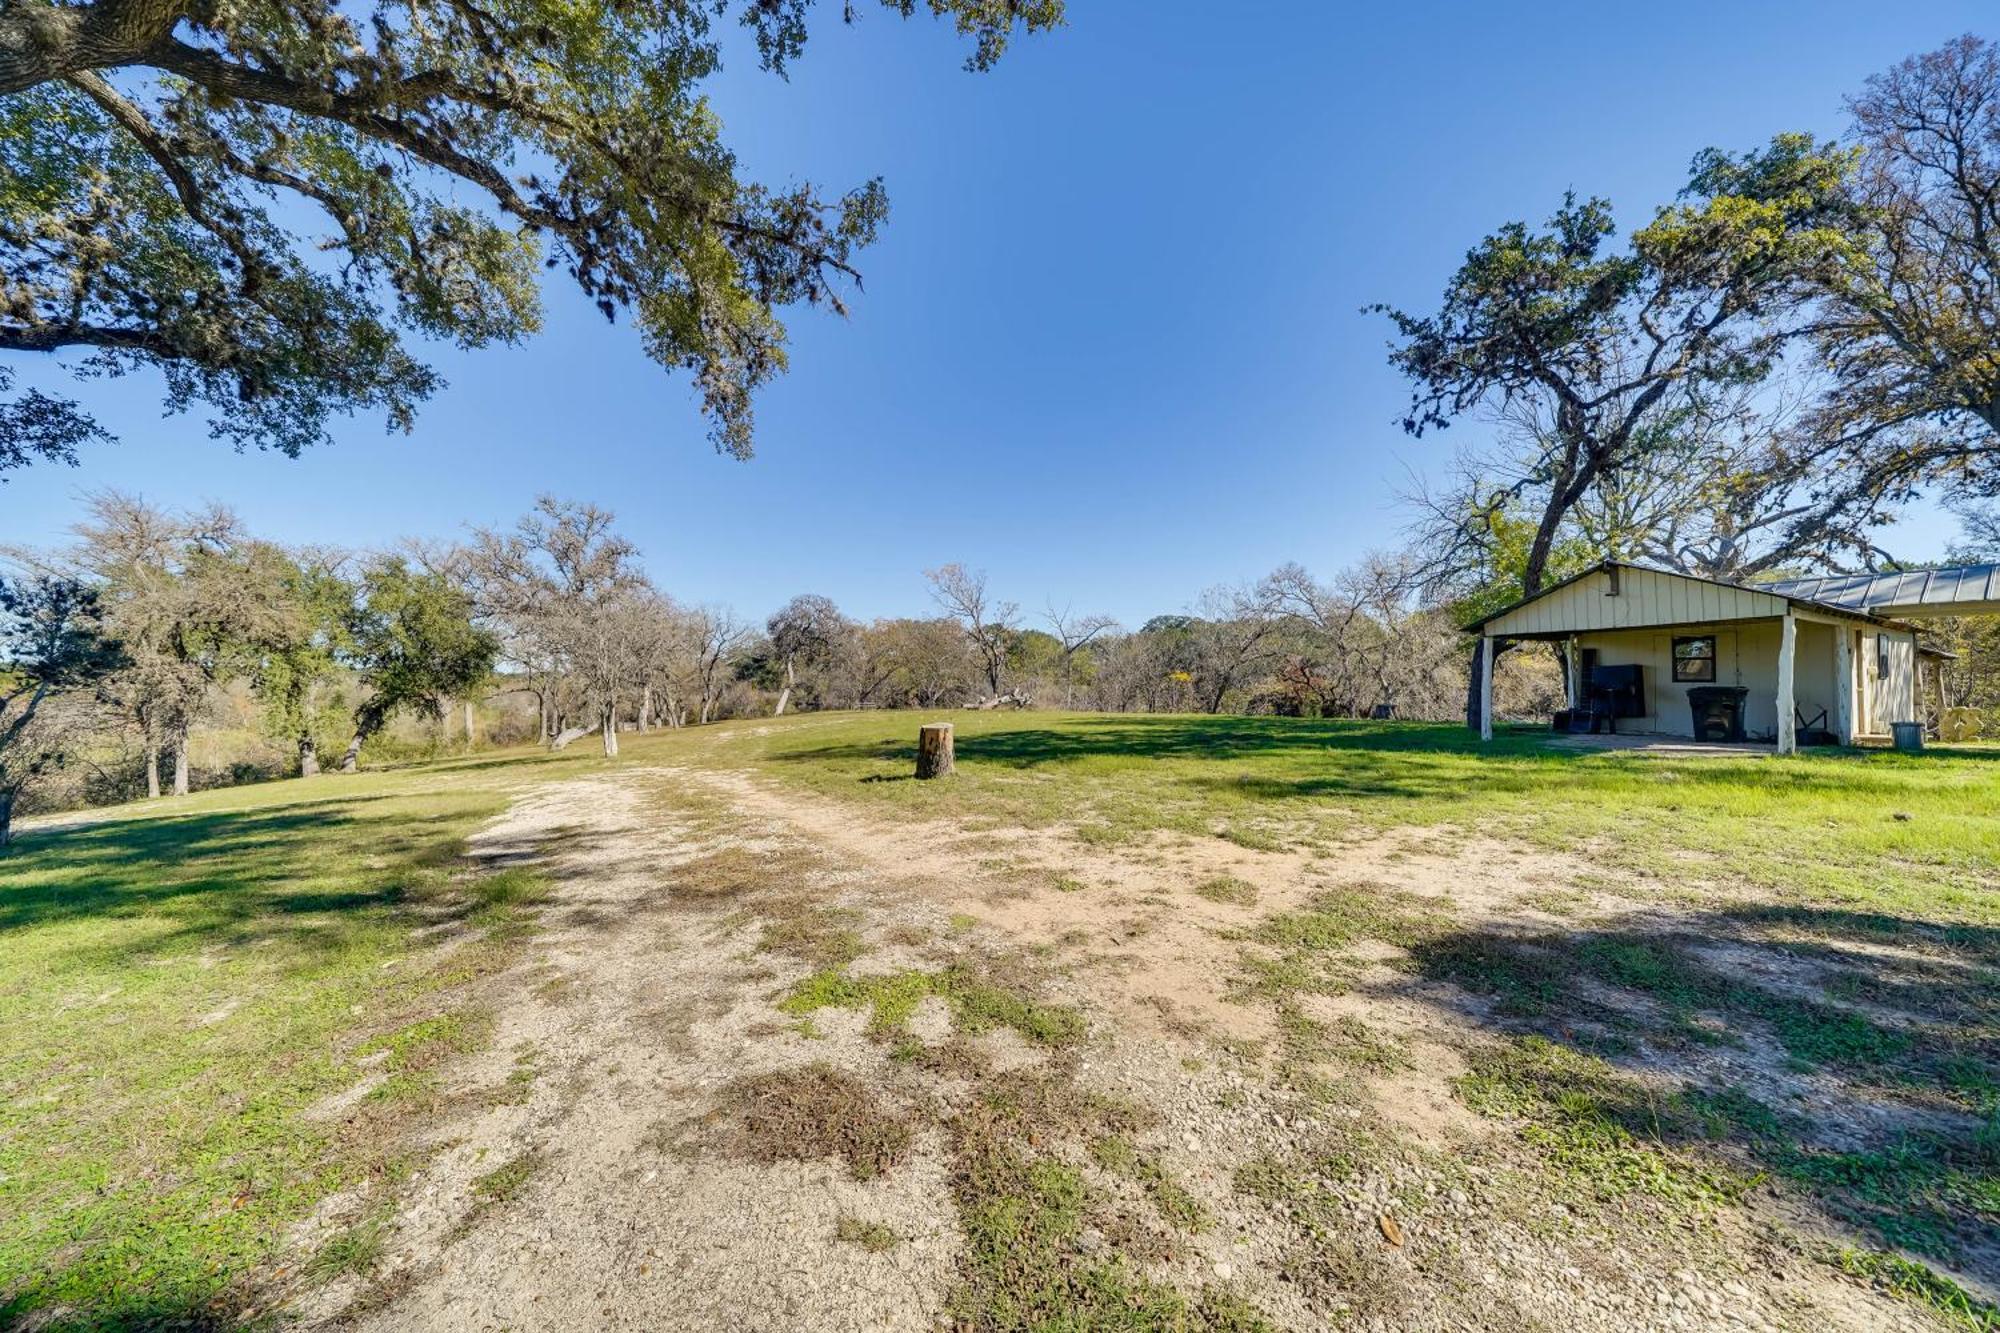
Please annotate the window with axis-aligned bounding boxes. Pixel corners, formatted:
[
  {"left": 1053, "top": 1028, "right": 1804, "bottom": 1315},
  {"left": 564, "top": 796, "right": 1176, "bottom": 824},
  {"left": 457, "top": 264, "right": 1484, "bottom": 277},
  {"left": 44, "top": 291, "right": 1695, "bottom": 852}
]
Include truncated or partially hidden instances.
[
  {"left": 1672, "top": 635, "right": 1716, "bottom": 683},
  {"left": 1876, "top": 634, "right": 1890, "bottom": 679}
]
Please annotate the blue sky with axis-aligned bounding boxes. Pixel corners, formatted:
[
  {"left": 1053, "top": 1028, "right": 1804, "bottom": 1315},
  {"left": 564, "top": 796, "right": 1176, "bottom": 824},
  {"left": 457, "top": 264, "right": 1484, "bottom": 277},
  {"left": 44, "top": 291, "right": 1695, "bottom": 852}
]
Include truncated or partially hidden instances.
[{"left": 3, "top": 2, "right": 1990, "bottom": 625}]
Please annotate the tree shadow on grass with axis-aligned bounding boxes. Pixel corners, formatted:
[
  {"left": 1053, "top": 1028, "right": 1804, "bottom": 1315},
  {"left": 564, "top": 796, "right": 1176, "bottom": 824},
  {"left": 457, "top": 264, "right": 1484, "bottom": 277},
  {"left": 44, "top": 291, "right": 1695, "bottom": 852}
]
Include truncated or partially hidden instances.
[
  {"left": 774, "top": 716, "right": 1991, "bottom": 815},
  {"left": 0, "top": 798, "right": 461, "bottom": 931},
  {"left": 1365, "top": 901, "right": 2000, "bottom": 1295}
]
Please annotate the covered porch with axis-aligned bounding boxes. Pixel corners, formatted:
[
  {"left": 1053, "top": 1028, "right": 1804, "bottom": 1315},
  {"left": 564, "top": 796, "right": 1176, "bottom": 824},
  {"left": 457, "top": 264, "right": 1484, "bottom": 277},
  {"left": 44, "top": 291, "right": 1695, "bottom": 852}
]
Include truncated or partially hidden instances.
[{"left": 1464, "top": 563, "right": 1928, "bottom": 756}]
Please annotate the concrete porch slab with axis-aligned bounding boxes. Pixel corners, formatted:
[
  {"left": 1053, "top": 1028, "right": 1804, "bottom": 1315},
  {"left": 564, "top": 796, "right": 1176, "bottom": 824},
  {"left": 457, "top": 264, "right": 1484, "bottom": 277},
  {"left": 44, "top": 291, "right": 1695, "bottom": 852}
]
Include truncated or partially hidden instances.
[{"left": 1541, "top": 732, "right": 1779, "bottom": 758}]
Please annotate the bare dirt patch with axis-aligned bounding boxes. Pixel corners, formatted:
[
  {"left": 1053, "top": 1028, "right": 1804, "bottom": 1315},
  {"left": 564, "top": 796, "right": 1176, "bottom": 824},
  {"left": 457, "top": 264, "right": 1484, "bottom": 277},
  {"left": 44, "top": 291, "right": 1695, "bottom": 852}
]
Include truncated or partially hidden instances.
[{"left": 284, "top": 762, "right": 1972, "bottom": 1333}]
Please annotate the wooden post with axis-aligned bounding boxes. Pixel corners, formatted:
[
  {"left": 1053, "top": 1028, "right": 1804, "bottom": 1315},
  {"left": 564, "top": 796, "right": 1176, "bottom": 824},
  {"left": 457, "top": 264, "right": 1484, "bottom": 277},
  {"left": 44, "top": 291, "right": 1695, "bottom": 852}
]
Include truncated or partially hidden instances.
[
  {"left": 1833, "top": 626, "right": 1854, "bottom": 746},
  {"left": 1909, "top": 630, "right": 1922, "bottom": 725},
  {"left": 1776, "top": 612, "right": 1797, "bottom": 755},
  {"left": 1566, "top": 634, "right": 1581, "bottom": 708},
  {"left": 1478, "top": 636, "right": 1495, "bottom": 742},
  {"left": 916, "top": 722, "right": 955, "bottom": 779}
]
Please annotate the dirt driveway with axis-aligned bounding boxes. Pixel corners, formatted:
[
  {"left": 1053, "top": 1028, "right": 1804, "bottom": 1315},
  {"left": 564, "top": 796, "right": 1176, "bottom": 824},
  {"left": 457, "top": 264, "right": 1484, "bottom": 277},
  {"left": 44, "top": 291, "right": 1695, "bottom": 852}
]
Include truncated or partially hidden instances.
[{"left": 293, "top": 764, "right": 1953, "bottom": 1332}]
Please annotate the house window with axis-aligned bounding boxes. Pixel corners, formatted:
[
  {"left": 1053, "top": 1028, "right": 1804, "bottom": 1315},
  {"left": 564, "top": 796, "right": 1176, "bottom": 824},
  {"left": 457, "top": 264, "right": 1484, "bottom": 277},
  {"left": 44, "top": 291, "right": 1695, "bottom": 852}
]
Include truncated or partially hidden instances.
[
  {"left": 1876, "top": 634, "right": 1890, "bottom": 679},
  {"left": 1672, "top": 635, "right": 1717, "bottom": 683}
]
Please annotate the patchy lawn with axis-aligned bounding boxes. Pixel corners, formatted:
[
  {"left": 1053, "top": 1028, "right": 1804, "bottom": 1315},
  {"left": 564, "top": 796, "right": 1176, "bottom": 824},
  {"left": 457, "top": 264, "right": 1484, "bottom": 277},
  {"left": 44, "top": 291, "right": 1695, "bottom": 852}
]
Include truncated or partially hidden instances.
[
  {"left": 0, "top": 758, "right": 574, "bottom": 1328},
  {"left": 5, "top": 712, "right": 1999, "bottom": 1331},
  {"left": 677, "top": 712, "right": 2000, "bottom": 922}
]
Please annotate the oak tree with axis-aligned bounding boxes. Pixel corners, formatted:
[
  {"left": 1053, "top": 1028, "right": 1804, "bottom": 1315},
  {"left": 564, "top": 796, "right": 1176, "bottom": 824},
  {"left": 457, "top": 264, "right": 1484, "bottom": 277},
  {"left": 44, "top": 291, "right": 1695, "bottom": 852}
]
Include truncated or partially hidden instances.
[{"left": 0, "top": 0, "right": 1061, "bottom": 470}]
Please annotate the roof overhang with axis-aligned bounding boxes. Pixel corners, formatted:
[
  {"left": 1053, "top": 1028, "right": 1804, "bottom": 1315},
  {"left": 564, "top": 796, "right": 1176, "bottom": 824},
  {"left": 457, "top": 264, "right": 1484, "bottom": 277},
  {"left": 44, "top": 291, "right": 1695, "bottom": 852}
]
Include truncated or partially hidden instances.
[{"left": 1463, "top": 561, "right": 1912, "bottom": 637}]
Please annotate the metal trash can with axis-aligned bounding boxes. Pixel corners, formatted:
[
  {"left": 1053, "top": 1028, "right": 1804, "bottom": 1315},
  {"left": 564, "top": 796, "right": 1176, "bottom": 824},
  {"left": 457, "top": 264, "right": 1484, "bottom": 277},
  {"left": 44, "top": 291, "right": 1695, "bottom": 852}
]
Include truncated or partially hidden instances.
[{"left": 1891, "top": 721, "right": 1925, "bottom": 752}]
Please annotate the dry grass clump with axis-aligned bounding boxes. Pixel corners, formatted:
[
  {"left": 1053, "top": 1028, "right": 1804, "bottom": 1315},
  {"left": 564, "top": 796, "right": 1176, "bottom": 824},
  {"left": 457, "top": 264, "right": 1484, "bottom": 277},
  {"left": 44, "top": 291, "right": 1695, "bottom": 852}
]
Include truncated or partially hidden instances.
[
  {"left": 669, "top": 842, "right": 820, "bottom": 902},
  {"left": 719, "top": 1064, "right": 915, "bottom": 1180}
]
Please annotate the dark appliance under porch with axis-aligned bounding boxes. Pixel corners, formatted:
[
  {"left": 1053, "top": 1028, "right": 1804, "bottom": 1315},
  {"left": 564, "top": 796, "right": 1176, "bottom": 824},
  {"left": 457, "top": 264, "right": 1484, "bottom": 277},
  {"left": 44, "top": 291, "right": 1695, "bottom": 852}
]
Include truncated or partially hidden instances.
[
  {"left": 1686, "top": 686, "right": 1748, "bottom": 742},
  {"left": 1583, "top": 664, "right": 1646, "bottom": 734}
]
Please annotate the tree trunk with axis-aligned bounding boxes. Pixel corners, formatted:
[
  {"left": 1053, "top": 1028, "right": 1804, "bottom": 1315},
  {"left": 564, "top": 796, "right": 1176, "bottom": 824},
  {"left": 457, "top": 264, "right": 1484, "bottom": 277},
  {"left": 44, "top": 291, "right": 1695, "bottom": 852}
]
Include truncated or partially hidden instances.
[
  {"left": 601, "top": 701, "right": 619, "bottom": 758},
  {"left": 171, "top": 726, "right": 190, "bottom": 797},
  {"left": 145, "top": 742, "right": 161, "bottom": 800},
  {"left": 700, "top": 696, "right": 713, "bottom": 726},
  {"left": 551, "top": 722, "right": 597, "bottom": 751},
  {"left": 299, "top": 734, "right": 320, "bottom": 778},
  {"left": 0, "top": 788, "right": 13, "bottom": 850},
  {"left": 774, "top": 658, "right": 795, "bottom": 716},
  {"left": 915, "top": 722, "right": 955, "bottom": 779},
  {"left": 340, "top": 732, "right": 365, "bottom": 773},
  {"left": 639, "top": 684, "right": 653, "bottom": 734},
  {"left": 463, "top": 699, "right": 476, "bottom": 744}
]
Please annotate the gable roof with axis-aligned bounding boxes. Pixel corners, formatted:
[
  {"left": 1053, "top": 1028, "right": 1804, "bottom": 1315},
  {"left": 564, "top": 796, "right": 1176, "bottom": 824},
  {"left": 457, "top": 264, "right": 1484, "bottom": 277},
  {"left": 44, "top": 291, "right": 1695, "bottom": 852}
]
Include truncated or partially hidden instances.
[{"left": 1462, "top": 561, "right": 1902, "bottom": 636}]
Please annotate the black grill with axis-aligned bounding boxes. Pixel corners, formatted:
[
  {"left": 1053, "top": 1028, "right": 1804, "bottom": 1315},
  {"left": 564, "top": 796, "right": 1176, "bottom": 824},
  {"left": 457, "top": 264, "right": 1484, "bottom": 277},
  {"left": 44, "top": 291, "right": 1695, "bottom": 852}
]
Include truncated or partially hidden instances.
[
  {"left": 1686, "top": 686, "right": 1748, "bottom": 742},
  {"left": 1585, "top": 664, "right": 1646, "bottom": 732}
]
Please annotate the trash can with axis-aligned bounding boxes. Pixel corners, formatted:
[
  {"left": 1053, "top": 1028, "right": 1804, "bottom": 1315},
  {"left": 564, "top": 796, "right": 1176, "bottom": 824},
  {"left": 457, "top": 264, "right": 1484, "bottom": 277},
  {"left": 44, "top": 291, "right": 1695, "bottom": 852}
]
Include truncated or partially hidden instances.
[{"left": 1891, "top": 721, "right": 1925, "bottom": 752}]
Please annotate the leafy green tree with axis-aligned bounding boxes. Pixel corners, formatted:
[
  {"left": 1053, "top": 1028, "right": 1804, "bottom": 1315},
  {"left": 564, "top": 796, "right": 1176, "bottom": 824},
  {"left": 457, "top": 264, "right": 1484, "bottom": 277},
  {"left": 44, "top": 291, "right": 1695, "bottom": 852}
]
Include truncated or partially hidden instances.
[
  {"left": 0, "top": 574, "right": 122, "bottom": 847},
  {"left": 1377, "top": 136, "right": 1855, "bottom": 599},
  {"left": 249, "top": 548, "right": 356, "bottom": 778},
  {"left": 0, "top": 0, "right": 1060, "bottom": 472},
  {"left": 766, "top": 593, "right": 845, "bottom": 716},
  {"left": 339, "top": 557, "right": 497, "bottom": 772}
]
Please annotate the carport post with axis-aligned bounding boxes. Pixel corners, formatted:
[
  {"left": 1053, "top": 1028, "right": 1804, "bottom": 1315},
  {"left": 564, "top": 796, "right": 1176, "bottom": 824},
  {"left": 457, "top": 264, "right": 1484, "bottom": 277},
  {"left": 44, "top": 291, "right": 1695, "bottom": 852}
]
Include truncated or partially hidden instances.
[
  {"left": 1833, "top": 627, "right": 1854, "bottom": 745},
  {"left": 1479, "top": 634, "right": 1495, "bottom": 742},
  {"left": 1776, "top": 612, "right": 1798, "bottom": 756}
]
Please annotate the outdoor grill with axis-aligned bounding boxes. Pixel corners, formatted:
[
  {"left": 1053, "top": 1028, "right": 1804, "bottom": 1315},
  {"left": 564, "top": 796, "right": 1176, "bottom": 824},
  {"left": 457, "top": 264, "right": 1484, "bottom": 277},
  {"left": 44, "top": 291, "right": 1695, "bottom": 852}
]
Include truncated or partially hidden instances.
[
  {"left": 1584, "top": 664, "right": 1646, "bottom": 733},
  {"left": 1686, "top": 685, "right": 1748, "bottom": 742}
]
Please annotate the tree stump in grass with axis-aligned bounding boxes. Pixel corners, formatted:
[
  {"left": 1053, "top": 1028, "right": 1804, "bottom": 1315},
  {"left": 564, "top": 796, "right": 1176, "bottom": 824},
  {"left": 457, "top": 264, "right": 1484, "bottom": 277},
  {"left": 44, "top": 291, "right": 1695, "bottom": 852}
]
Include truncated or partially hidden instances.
[{"left": 915, "top": 723, "right": 955, "bottom": 779}]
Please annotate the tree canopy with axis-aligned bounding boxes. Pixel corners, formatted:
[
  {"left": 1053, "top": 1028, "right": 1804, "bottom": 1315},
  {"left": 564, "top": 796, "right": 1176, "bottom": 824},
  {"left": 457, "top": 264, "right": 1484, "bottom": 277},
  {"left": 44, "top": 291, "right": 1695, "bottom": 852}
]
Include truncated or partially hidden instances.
[{"left": 0, "top": 0, "right": 1062, "bottom": 470}]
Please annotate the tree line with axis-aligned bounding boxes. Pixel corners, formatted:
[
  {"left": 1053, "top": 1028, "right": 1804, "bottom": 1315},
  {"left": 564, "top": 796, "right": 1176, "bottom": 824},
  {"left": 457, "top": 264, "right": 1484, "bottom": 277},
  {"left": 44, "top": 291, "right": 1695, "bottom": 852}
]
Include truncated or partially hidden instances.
[{"left": 0, "top": 494, "right": 1516, "bottom": 844}]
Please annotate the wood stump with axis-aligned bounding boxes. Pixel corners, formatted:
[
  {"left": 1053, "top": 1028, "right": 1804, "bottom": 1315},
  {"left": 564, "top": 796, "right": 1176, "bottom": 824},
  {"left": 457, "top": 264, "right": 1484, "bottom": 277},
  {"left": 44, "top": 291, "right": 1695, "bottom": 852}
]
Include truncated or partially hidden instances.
[{"left": 915, "top": 722, "right": 955, "bottom": 779}]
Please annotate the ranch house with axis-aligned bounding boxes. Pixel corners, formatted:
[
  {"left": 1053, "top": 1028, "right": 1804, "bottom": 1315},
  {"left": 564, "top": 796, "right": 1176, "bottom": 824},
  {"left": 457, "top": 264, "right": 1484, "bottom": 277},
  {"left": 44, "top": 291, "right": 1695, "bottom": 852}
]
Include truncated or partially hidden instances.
[{"left": 1461, "top": 561, "right": 1989, "bottom": 754}]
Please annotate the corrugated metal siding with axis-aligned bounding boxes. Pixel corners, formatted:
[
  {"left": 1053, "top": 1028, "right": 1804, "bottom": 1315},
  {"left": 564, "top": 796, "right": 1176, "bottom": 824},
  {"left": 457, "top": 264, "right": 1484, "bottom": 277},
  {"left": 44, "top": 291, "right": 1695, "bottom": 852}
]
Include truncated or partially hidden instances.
[{"left": 1486, "top": 567, "right": 1790, "bottom": 638}]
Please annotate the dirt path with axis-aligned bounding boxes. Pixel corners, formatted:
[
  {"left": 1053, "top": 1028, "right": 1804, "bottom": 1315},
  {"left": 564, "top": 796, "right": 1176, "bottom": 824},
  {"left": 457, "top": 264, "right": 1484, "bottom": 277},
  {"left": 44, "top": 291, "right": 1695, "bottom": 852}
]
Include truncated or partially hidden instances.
[
  {"left": 296, "top": 763, "right": 1948, "bottom": 1333},
  {"left": 300, "top": 770, "right": 960, "bottom": 1331}
]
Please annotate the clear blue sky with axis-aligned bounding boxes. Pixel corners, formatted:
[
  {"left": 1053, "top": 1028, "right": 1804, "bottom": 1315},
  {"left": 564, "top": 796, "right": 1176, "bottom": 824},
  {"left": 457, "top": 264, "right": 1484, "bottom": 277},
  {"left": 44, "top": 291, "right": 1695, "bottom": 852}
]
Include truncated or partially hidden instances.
[{"left": 3, "top": 2, "right": 1990, "bottom": 624}]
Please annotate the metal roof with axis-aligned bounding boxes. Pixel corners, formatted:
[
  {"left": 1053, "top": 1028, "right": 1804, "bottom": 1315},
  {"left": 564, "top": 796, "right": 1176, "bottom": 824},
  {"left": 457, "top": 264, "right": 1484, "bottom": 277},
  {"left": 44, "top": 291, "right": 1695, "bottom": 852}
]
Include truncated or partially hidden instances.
[{"left": 1764, "top": 564, "right": 2000, "bottom": 615}]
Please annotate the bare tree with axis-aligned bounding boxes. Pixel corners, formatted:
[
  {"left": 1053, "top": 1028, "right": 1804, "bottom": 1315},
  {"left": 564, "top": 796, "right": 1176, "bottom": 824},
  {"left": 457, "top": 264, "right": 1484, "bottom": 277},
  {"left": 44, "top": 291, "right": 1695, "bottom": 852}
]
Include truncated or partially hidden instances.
[
  {"left": 1797, "top": 36, "right": 2000, "bottom": 514},
  {"left": 1187, "top": 580, "right": 1287, "bottom": 714},
  {"left": 470, "top": 497, "right": 642, "bottom": 757},
  {"left": 926, "top": 563, "right": 1018, "bottom": 702},
  {"left": 1043, "top": 603, "right": 1117, "bottom": 709},
  {"left": 687, "top": 606, "right": 751, "bottom": 725}
]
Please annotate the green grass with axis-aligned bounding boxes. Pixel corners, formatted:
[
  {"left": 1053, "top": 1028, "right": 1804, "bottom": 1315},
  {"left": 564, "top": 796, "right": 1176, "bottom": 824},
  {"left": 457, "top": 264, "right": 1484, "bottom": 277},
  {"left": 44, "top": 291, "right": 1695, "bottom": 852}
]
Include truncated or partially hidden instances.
[
  {"left": 1192, "top": 875, "right": 1259, "bottom": 906},
  {"left": 641, "top": 711, "right": 2000, "bottom": 923},
  {"left": 779, "top": 964, "right": 1087, "bottom": 1047},
  {"left": 470, "top": 1149, "right": 543, "bottom": 1205},
  {"left": 8, "top": 709, "right": 2000, "bottom": 1326},
  {"left": 0, "top": 759, "right": 563, "bottom": 1329},
  {"left": 833, "top": 1216, "right": 902, "bottom": 1253},
  {"left": 1457, "top": 1037, "right": 1764, "bottom": 1209}
]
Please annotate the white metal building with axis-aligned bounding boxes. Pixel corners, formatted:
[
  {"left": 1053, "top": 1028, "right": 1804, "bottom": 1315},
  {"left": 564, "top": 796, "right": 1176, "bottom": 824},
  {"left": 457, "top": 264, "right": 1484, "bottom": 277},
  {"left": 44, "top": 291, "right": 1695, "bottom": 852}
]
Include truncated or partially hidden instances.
[{"left": 1460, "top": 561, "right": 1967, "bottom": 754}]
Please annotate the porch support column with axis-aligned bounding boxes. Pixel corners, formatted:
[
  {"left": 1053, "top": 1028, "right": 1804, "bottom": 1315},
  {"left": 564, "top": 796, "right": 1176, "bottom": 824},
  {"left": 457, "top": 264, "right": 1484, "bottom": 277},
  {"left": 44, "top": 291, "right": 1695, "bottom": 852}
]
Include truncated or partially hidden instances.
[
  {"left": 1833, "top": 626, "right": 1854, "bottom": 745},
  {"left": 1776, "top": 611, "right": 1798, "bottom": 755},
  {"left": 1909, "top": 630, "right": 1922, "bottom": 723},
  {"left": 1566, "top": 634, "right": 1581, "bottom": 708},
  {"left": 1479, "top": 634, "right": 1495, "bottom": 742}
]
